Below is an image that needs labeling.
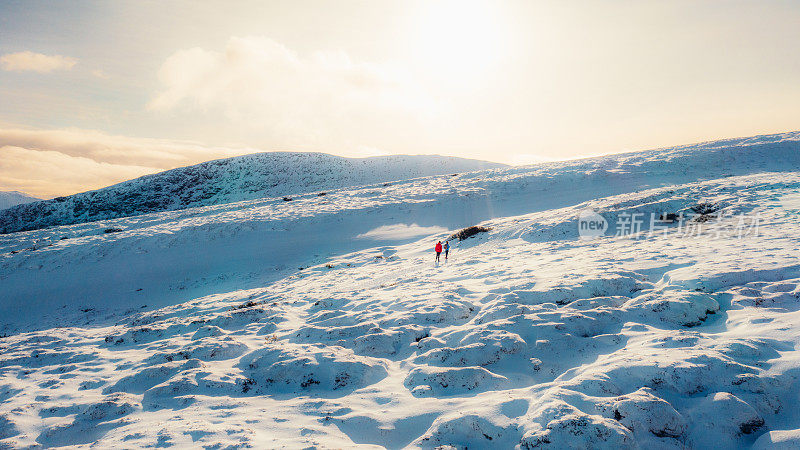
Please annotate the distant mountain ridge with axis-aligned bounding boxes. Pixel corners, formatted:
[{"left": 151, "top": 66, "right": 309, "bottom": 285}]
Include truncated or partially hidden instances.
[
  {"left": 0, "top": 152, "right": 504, "bottom": 234},
  {"left": 0, "top": 191, "right": 40, "bottom": 211}
]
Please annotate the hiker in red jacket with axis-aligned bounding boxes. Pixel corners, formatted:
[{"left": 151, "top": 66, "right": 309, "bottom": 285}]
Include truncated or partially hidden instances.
[{"left": 435, "top": 241, "right": 443, "bottom": 262}]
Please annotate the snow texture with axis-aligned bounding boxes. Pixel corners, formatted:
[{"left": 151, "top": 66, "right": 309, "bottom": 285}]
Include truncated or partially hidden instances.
[{"left": 2, "top": 131, "right": 800, "bottom": 448}]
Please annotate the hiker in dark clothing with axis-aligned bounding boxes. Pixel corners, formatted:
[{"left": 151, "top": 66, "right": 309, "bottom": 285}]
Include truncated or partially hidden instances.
[
  {"left": 435, "top": 241, "right": 442, "bottom": 262},
  {"left": 444, "top": 241, "right": 450, "bottom": 260}
]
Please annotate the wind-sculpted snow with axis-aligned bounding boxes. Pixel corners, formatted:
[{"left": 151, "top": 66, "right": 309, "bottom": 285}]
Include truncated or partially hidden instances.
[
  {"left": 0, "top": 152, "right": 504, "bottom": 233},
  {"left": 3, "top": 132, "right": 800, "bottom": 447}
]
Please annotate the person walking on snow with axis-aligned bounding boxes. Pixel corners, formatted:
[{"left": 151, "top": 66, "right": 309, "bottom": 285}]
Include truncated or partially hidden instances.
[
  {"left": 435, "top": 241, "right": 443, "bottom": 262},
  {"left": 443, "top": 241, "right": 450, "bottom": 260}
]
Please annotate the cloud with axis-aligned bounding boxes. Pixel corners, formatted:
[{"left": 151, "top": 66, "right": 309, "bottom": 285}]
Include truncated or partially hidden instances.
[
  {"left": 0, "top": 128, "right": 249, "bottom": 169},
  {"left": 149, "top": 36, "right": 435, "bottom": 154},
  {"left": 357, "top": 223, "right": 447, "bottom": 240},
  {"left": 0, "top": 51, "right": 77, "bottom": 73},
  {"left": 0, "top": 127, "right": 257, "bottom": 198},
  {"left": 0, "top": 146, "right": 154, "bottom": 198}
]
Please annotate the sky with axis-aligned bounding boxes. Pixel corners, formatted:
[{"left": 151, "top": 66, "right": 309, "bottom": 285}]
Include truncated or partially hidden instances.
[{"left": 2, "top": 0, "right": 800, "bottom": 197}]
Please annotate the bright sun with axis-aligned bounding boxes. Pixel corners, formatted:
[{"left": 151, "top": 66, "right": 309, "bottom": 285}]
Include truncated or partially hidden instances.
[{"left": 410, "top": 0, "right": 506, "bottom": 83}]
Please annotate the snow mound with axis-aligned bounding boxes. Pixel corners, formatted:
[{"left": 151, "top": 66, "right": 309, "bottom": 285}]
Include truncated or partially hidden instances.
[
  {"left": 105, "top": 359, "right": 204, "bottom": 395},
  {"left": 36, "top": 393, "right": 139, "bottom": 447},
  {"left": 405, "top": 365, "right": 508, "bottom": 396},
  {"left": 596, "top": 387, "right": 686, "bottom": 441},
  {"left": 687, "top": 392, "right": 765, "bottom": 448},
  {"left": 753, "top": 429, "right": 800, "bottom": 449},
  {"left": 521, "top": 408, "right": 634, "bottom": 449},
  {"left": 415, "top": 414, "right": 519, "bottom": 448},
  {"left": 239, "top": 344, "right": 389, "bottom": 394},
  {"left": 623, "top": 289, "right": 720, "bottom": 327}
]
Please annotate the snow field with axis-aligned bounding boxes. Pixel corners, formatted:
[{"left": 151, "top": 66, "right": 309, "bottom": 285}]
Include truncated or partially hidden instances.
[{"left": 2, "top": 133, "right": 800, "bottom": 447}]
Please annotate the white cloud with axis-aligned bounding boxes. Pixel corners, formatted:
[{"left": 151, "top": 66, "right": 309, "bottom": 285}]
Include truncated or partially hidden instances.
[
  {"left": 0, "top": 51, "right": 77, "bottom": 73},
  {"left": 0, "top": 127, "right": 258, "bottom": 197},
  {"left": 0, "top": 128, "right": 251, "bottom": 169},
  {"left": 357, "top": 223, "right": 447, "bottom": 240},
  {"left": 149, "top": 36, "right": 436, "bottom": 154},
  {"left": 0, "top": 146, "right": 154, "bottom": 198}
]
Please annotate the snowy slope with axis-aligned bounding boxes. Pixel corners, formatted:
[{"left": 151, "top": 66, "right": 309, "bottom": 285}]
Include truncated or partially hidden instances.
[
  {"left": 0, "top": 152, "right": 504, "bottom": 234},
  {"left": 0, "top": 191, "right": 39, "bottom": 211},
  {"left": 2, "top": 131, "right": 800, "bottom": 448}
]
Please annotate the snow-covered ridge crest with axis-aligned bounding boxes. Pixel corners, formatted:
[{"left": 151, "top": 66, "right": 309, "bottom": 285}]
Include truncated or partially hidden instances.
[
  {"left": 0, "top": 190, "right": 39, "bottom": 211},
  {"left": 0, "top": 152, "right": 505, "bottom": 234}
]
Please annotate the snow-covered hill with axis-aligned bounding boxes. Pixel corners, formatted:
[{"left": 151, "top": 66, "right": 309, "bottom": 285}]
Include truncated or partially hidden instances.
[
  {"left": 2, "top": 131, "right": 800, "bottom": 448},
  {"left": 0, "top": 152, "right": 504, "bottom": 234},
  {"left": 0, "top": 190, "right": 39, "bottom": 211}
]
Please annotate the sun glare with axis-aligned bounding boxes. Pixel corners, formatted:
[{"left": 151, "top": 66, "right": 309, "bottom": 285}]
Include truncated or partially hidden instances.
[{"left": 410, "top": 0, "right": 506, "bottom": 83}]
